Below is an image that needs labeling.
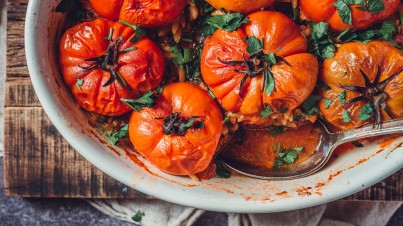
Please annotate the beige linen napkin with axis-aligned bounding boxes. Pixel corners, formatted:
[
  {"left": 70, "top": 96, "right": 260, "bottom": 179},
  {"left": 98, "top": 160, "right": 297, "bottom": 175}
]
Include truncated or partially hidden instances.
[{"left": 88, "top": 199, "right": 401, "bottom": 226}]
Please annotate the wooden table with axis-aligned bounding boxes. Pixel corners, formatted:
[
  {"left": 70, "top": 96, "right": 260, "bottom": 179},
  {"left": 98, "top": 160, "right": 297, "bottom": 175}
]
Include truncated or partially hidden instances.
[{"left": 4, "top": 0, "right": 403, "bottom": 200}]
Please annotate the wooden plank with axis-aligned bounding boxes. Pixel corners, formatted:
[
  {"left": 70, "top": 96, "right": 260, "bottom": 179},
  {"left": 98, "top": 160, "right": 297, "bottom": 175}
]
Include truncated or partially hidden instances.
[
  {"left": 3, "top": 106, "right": 145, "bottom": 198},
  {"left": 5, "top": 78, "right": 41, "bottom": 107},
  {"left": 7, "top": 0, "right": 28, "bottom": 77}
]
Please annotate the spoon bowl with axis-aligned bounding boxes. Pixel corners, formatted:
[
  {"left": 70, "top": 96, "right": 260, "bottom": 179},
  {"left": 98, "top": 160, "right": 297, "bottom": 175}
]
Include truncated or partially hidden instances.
[{"left": 221, "top": 119, "right": 403, "bottom": 180}]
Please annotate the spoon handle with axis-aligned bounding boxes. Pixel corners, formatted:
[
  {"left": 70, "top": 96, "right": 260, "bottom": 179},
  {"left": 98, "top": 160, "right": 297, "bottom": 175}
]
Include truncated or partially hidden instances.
[{"left": 335, "top": 119, "right": 403, "bottom": 145}]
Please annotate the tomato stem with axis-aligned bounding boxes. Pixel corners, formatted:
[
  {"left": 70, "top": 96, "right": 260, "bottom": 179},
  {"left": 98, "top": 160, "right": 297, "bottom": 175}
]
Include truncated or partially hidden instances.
[{"left": 338, "top": 65, "right": 403, "bottom": 128}]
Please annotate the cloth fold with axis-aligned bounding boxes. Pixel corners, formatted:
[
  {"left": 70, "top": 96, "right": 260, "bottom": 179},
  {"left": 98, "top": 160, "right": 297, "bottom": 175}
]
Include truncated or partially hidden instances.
[{"left": 88, "top": 199, "right": 402, "bottom": 226}]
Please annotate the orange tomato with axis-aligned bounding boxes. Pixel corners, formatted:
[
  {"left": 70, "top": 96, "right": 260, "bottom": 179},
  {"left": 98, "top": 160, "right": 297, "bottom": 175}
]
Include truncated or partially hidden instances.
[
  {"left": 89, "top": 0, "right": 187, "bottom": 27},
  {"left": 128, "top": 83, "right": 223, "bottom": 176},
  {"left": 300, "top": 0, "right": 400, "bottom": 31},
  {"left": 59, "top": 19, "right": 164, "bottom": 116},
  {"left": 206, "top": 0, "right": 275, "bottom": 14},
  {"left": 319, "top": 41, "right": 403, "bottom": 130},
  {"left": 201, "top": 11, "right": 318, "bottom": 118}
]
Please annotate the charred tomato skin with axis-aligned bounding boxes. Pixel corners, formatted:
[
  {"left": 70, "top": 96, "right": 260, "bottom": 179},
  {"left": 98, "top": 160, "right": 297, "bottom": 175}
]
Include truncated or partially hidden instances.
[
  {"left": 201, "top": 11, "right": 318, "bottom": 118},
  {"left": 89, "top": 0, "right": 187, "bottom": 27},
  {"left": 300, "top": 0, "right": 400, "bottom": 31},
  {"left": 319, "top": 41, "right": 403, "bottom": 130},
  {"left": 59, "top": 19, "right": 164, "bottom": 116},
  {"left": 128, "top": 82, "right": 223, "bottom": 176},
  {"left": 206, "top": 0, "right": 275, "bottom": 14}
]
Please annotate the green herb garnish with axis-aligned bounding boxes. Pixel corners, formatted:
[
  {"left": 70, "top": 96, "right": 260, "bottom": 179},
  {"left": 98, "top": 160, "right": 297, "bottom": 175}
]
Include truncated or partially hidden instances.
[
  {"left": 121, "top": 91, "right": 158, "bottom": 111},
  {"left": 106, "top": 125, "right": 128, "bottom": 145},
  {"left": 339, "top": 90, "right": 347, "bottom": 104},
  {"left": 76, "top": 79, "right": 84, "bottom": 92},
  {"left": 132, "top": 210, "right": 145, "bottom": 223},
  {"left": 301, "top": 95, "right": 322, "bottom": 115},
  {"left": 200, "top": 12, "right": 248, "bottom": 36},
  {"left": 260, "top": 104, "right": 273, "bottom": 119},
  {"left": 342, "top": 109, "right": 352, "bottom": 123},
  {"left": 324, "top": 98, "right": 333, "bottom": 109},
  {"left": 358, "top": 102, "right": 373, "bottom": 121},
  {"left": 273, "top": 144, "right": 305, "bottom": 168}
]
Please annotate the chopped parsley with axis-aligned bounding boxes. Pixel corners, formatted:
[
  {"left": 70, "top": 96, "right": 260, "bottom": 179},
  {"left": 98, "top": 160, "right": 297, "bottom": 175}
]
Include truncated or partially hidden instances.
[
  {"left": 222, "top": 116, "right": 230, "bottom": 124},
  {"left": 260, "top": 104, "right": 273, "bottom": 119},
  {"left": 200, "top": 12, "right": 248, "bottom": 36},
  {"left": 337, "top": 20, "right": 398, "bottom": 47},
  {"left": 310, "top": 22, "right": 336, "bottom": 59},
  {"left": 121, "top": 91, "right": 158, "bottom": 111},
  {"left": 324, "top": 98, "right": 333, "bottom": 109},
  {"left": 245, "top": 36, "right": 262, "bottom": 54},
  {"left": 76, "top": 79, "right": 84, "bottom": 91},
  {"left": 334, "top": 0, "right": 384, "bottom": 25},
  {"left": 263, "top": 70, "right": 275, "bottom": 96},
  {"left": 301, "top": 95, "right": 322, "bottom": 115},
  {"left": 132, "top": 210, "right": 145, "bottom": 223},
  {"left": 358, "top": 102, "right": 373, "bottom": 121},
  {"left": 339, "top": 90, "right": 347, "bottom": 104},
  {"left": 106, "top": 125, "right": 128, "bottom": 145},
  {"left": 273, "top": 144, "right": 305, "bottom": 168},
  {"left": 342, "top": 109, "right": 352, "bottom": 123},
  {"left": 170, "top": 45, "right": 201, "bottom": 81}
]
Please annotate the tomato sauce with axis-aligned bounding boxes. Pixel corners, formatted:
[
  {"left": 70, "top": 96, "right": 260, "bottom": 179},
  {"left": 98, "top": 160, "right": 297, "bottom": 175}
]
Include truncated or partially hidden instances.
[{"left": 222, "top": 123, "right": 320, "bottom": 169}]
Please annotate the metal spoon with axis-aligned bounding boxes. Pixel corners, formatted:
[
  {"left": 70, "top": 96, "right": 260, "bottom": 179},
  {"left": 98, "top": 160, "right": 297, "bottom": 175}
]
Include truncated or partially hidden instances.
[{"left": 221, "top": 119, "right": 403, "bottom": 180}]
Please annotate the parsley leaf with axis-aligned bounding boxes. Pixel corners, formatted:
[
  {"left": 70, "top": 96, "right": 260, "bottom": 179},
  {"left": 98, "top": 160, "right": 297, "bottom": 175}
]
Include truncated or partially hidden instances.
[
  {"left": 264, "top": 53, "right": 277, "bottom": 65},
  {"left": 106, "top": 125, "right": 129, "bottom": 145},
  {"left": 337, "top": 20, "right": 398, "bottom": 47},
  {"left": 310, "top": 22, "right": 336, "bottom": 59},
  {"left": 366, "top": 0, "right": 385, "bottom": 13},
  {"left": 263, "top": 70, "right": 275, "bottom": 96},
  {"left": 170, "top": 45, "right": 202, "bottom": 81},
  {"left": 339, "top": 90, "right": 347, "bottom": 104},
  {"left": 260, "top": 104, "right": 273, "bottom": 119},
  {"left": 301, "top": 95, "right": 322, "bottom": 115},
  {"left": 342, "top": 109, "right": 352, "bottom": 123},
  {"left": 245, "top": 36, "right": 262, "bottom": 54},
  {"left": 132, "top": 210, "right": 145, "bottom": 223},
  {"left": 200, "top": 12, "right": 248, "bottom": 36},
  {"left": 358, "top": 102, "right": 373, "bottom": 121},
  {"left": 121, "top": 91, "right": 158, "bottom": 111},
  {"left": 76, "top": 79, "right": 84, "bottom": 92},
  {"left": 324, "top": 98, "right": 333, "bottom": 109},
  {"left": 272, "top": 145, "right": 304, "bottom": 168}
]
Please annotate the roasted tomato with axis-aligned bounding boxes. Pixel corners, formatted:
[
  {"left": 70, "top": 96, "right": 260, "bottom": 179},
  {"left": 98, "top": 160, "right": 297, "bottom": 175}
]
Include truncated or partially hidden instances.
[
  {"left": 300, "top": 0, "right": 400, "bottom": 31},
  {"left": 205, "top": 0, "right": 275, "bottom": 14},
  {"left": 201, "top": 11, "right": 318, "bottom": 120},
  {"left": 128, "top": 83, "right": 223, "bottom": 176},
  {"left": 88, "top": 0, "right": 187, "bottom": 27},
  {"left": 60, "top": 19, "right": 164, "bottom": 116},
  {"left": 319, "top": 41, "right": 403, "bottom": 130}
]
